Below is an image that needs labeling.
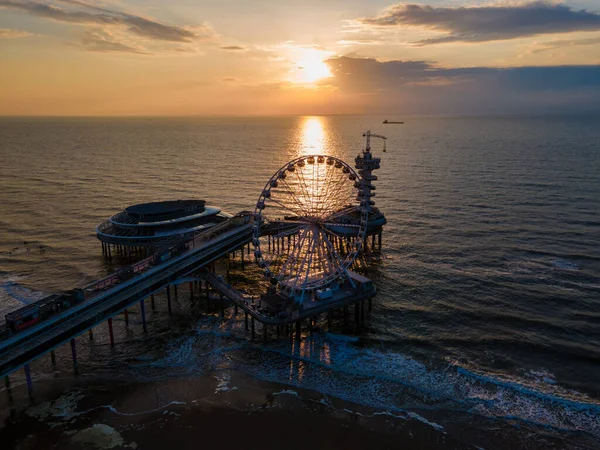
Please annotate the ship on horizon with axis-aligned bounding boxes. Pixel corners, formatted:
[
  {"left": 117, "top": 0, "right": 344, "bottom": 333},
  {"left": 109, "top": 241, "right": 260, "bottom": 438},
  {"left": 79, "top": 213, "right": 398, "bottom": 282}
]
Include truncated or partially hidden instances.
[{"left": 383, "top": 119, "right": 403, "bottom": 124}]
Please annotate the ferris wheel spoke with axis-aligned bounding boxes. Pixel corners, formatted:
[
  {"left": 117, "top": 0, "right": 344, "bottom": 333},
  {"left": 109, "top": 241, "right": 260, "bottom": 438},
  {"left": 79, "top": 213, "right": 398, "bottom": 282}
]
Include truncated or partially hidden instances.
[
  {"left": 277, "top": 225, "right": 309, "bottom": 280},
  {"left": 267, "top": 197, "right": 306, "bottom": 219},
  {"left": 295, "top": 164, "right": 316, "bottom": 217},
  {"left": 321, "top": 229, "right": 347, "bottom": 274},
  {"left": 312, "top": 165, "right": 334, "bottom": 219},
  {"left": 289, "top": 227, "right": 315, "bottom": 293},
  {"left": 279, "top": 176, "right": 312, "bottom": 217},
  {"left": 299, "top": 230, "right": 317, "bottom": 296},
  {"left": 318, "top": 169, "right": 350, "bottom": 218},
  {"left": 314, "top": 228, "right": 334, "bottom": 281}
]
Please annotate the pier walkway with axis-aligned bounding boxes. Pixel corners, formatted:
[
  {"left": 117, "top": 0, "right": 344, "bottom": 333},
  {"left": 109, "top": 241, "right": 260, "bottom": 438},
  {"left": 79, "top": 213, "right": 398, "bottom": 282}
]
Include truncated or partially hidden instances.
[{"left": 0, "top": 220, "right": 254, "bottom": 378}]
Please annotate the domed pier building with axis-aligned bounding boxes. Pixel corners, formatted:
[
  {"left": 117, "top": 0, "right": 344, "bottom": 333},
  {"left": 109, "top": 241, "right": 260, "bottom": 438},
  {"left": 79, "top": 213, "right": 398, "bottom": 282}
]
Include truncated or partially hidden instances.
[{"left": 96, "top": 200, "right": 232, "bottom": 257}]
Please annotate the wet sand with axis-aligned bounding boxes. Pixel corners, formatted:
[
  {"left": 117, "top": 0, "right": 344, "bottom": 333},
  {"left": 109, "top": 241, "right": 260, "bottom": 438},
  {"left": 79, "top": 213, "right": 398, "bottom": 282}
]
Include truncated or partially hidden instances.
[
  {"left": 0, "top": 370, "right": 474, "bottom": 450},
  {"left": 1, "top": 370, "right": 593, "bottom": 450}
]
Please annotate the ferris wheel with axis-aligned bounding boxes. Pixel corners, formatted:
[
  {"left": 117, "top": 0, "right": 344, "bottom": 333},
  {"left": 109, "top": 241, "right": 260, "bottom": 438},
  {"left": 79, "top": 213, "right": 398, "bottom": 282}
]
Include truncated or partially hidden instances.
[{"left": 252, "top": 155, "right": 367, "bottom": 303}]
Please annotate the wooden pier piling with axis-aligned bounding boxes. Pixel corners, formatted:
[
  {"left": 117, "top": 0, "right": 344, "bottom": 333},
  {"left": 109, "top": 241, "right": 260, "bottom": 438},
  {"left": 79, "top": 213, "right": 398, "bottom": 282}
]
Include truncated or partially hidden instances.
[
  {"left": 108, "top": 318, "right": 115, "bottom": 346},
  {"left": 70, "top": 338, "right": 78, "bottom": 374},
  {"left": 166, "top": 285, "right": 172, "bottom": 314},
  {"left": 140, "top": 299, "right": 147, "bottom": 332},
  {"left": 24, "top": 364, "right": 33, "bottom": 398}
]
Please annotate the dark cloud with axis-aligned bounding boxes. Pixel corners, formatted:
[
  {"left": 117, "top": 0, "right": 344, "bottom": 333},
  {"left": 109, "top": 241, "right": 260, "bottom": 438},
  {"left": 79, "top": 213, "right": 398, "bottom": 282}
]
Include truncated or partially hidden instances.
[
  {"left": 359, "top": 1, "right": 600, "bottom": 45},
  {"left": 0, "top": 0, "right": 207, "bottom": 43},
  {"left": 221, "top": 45, "right": 245, "bottom": 50},
  {"left": 324, "top": 56, "right": 600, "bottom": 113}
]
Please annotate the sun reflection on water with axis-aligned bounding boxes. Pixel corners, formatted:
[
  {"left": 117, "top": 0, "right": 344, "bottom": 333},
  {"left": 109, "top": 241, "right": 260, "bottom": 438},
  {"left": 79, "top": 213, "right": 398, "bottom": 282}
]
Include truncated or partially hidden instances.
[{"left": 300, "top": 117, "right": 326, "bottom": 156}]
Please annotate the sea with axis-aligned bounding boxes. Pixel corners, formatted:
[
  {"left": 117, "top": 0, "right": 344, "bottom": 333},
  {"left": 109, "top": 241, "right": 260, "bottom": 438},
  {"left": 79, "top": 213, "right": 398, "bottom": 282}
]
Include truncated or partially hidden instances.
[{"left": 0, "top": 115, "right": 599, "bottom": 449}]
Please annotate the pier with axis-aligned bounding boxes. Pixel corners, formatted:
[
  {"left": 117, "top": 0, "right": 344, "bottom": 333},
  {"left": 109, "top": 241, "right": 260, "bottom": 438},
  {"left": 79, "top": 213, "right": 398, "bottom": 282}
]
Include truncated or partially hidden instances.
[
  {"left": 0, "top": 215, "right": 254, "bottom": 380},
  {"left": 1, "top": 138, "right": 387, "bottom": 398}
]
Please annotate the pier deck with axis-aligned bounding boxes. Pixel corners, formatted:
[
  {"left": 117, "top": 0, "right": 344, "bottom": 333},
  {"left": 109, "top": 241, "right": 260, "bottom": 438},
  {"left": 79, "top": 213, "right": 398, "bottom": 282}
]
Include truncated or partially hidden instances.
[
  {"left": 0, "top": 221, "right": 253, "bottom": 378},
  {"left": 201, "top": 271, "right": 375, "bottom": 326}
]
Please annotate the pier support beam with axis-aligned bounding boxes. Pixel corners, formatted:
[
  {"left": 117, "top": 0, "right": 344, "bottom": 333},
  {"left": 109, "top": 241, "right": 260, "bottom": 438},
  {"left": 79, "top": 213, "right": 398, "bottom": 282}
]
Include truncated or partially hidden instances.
[
  {"left": 70, "top": 338, "right": 78, "bottom": 374},
  {"left": 263, "top": 324, "right": 268, "bottom": 343},
  {"left": 4, "top": 376, "right": 12, "bottom": 402},
  {"left": 295, "top": 320, "right": 301, "bottom": 339},
  {"left": 24, "top": 364, "right": 33, "bottom": 398},
  {"left": 88, "top": 328, "right": 94, "bottom": 340},
  {"left": 124, "top": 309, "right": 129, "bottom": 326},
  {"left": 50, "top": 350, "right": 56, "bottom": 367},
  {"left": 245, "top": 312, "right": 249, "bottom": 330},
  {"left": 166, "top": 285, "right": 172, "bottom": 315},
  {"left": 108, "top": 318, "right": 115, "bottom": 346},
  {"left": 251, "top": 317, "right": 255, "bottom": 339},
  {"left": 140, "top": 299, "right": 147, "bottom": 332},
  {"left": 151, "top": 294, "right": 155, "bottom": 311},
  {"left": 189, "top": 282, "right": 194, "bottom": 299},
  {"left": 328, "top": 310, "right": 333, "bottom": 330}
]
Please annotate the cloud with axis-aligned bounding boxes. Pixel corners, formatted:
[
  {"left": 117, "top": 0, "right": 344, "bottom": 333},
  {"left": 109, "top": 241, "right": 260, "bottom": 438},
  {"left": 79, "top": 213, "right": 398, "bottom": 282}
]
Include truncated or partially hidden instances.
[
  {"left": 79, "top": 29, "right": 147, "bottom": 54},
  {"left": 0, "top": 27, "right": 33, "bottom": 38},
  {"left": 533, "top": 35, "right": 600, "bottom": 53},
  {"left": 359, "top": 1, "right": 600, "bottom": 45},
  {"left": 324, "top": 56, "right": 600, "bottom": 113},
  {"left": 0, "top": 0, "right": 215, "bottom": 53},
  {"left": 221, "top": 45, "right": 245, "bottom": 50}
]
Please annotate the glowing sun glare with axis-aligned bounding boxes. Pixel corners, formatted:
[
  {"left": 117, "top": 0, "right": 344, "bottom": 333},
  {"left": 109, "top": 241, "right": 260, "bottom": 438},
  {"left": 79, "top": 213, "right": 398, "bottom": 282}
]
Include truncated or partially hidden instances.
[{"left": 292, "top": 49, "right": 333, "bottom": 84}]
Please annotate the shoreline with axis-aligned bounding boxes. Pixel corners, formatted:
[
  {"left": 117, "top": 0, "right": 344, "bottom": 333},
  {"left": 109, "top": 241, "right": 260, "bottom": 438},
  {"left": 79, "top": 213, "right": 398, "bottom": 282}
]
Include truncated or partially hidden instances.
[{"left": 2, "top": 368, "right": 595, "bottom": 450}]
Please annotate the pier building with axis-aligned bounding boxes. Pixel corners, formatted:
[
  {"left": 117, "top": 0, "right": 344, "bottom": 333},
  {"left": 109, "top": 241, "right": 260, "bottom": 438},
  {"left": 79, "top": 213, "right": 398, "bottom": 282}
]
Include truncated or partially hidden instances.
[{"left": 96, "top": 199, "right": 232, "bottom": 256}]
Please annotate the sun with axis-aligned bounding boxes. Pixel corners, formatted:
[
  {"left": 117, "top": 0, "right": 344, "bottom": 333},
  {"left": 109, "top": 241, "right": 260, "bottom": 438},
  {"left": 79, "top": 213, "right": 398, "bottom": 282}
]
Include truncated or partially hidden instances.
[{"left": 290, "top": 48, "right": 333, "bottom": 84}]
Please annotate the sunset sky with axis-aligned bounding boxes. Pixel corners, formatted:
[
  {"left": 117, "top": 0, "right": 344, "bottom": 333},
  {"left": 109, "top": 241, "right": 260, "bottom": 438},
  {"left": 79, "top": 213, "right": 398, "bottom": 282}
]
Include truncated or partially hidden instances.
[{"left": 1, "top": 0, "right": 600, "bottom": 115}]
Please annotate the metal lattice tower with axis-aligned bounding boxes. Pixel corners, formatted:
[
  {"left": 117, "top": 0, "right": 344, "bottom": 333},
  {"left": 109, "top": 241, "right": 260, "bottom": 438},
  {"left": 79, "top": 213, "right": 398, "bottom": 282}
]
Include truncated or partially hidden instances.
[{"left": 355, "top": 130, "right": 384, "bottom": 214}]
